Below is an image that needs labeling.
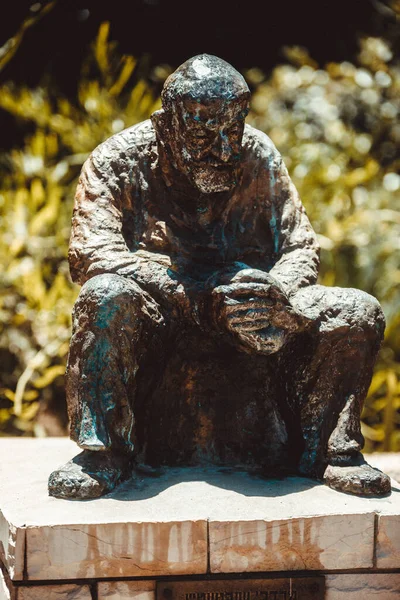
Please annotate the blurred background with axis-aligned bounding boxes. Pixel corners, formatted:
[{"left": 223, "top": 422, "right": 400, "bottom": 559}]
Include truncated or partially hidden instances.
[{"left": 0, "top": 0, "right": 399, "bottom": 453}]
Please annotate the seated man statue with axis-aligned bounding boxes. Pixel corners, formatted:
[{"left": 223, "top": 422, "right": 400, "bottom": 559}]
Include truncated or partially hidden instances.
[{"left": 49, "top": 54, "right": 391, "bottom": 499}]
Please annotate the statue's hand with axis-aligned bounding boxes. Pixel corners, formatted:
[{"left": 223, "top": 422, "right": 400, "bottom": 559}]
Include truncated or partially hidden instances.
[
  {"left": 207, "top": 264, "right": 282, "bottom": 289},
  {"left": 117, "top": 252, "right": 201, "bottom": 319},
  {"left": 212, "top": 280, "right": 291, "bottom": 332},
  {"left": 208, "top": 264, "right": 289, "bottom": 324},
  {"left": 211, "top": 279, "right": 310, "bottom": 355}
]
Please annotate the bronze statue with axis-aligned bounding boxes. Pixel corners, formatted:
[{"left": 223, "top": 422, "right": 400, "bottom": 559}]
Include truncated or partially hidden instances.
[{"left": 48, "top": 54, "right": 391, "bottom": 499}]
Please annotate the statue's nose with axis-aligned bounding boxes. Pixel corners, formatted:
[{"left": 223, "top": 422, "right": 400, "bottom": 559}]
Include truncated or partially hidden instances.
[{"left": 212, "top": 131, "right": 233, "bottom": 162}]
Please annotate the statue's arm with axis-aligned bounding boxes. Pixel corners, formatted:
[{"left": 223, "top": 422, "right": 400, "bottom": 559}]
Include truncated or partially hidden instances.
[
  {"left": 69, "top": 146, "right": 136, "bottom": 285},
  {"left": 208, "top": 153, "right": 319, "bottom": 298},
  {"left": 267, "top": 156, "right": 320, "bottom": 297},
  {"left": 68, "top": 142, "right": 189, "bottom": 303},
  {"left": 207, "top": 139, "right": 318, "bottom": 342}
]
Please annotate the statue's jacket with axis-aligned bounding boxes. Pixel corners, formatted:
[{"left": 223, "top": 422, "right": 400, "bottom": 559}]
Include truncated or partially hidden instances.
[{"left": 69, "top": 121, "right": 320, "bottom": 301}]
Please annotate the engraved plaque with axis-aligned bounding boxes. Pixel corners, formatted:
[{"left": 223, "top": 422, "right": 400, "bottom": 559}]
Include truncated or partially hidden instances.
[{"left": 157, "top": 578, "right": 325, "bottom": 600}]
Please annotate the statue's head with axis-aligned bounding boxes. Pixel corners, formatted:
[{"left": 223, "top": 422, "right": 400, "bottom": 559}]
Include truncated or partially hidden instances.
[{"left": 152, "top": 54, "right": 250, "bottom": 194}]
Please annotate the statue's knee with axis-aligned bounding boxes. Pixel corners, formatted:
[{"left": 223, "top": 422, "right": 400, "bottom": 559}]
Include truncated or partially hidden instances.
[
  {"left": 76, "top": 274, "right": 143, "bottom": 327},
  {"left": 321, "top": 288, "right": 385, "bottom": 340},
  {"left": 355, "top": 290, "right": 385, "bottom": 338}
]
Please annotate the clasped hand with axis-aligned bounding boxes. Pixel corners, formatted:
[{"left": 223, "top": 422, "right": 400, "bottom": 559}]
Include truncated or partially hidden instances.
[{"left": 209, "top": 267, "right": 309, "bottom": 354}]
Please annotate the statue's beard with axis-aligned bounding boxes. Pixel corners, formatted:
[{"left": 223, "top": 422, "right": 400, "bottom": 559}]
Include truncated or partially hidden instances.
[
  {"left": 160, "top": 135, "right": 241, "bottom": 194},
  {"left": 185, "top": 162, "right": 239, "bottom": 194}
]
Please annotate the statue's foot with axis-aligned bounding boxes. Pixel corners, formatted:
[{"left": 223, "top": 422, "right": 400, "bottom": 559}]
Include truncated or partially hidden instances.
[
  {"left": 48, "top": 450, "right": 132, "bottom": 500},
  {"left": 324, "top": 457, "right": 391, "bottom": 497}
]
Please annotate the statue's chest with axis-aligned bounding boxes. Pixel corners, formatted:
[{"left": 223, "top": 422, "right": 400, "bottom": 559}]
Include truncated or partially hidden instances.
[
  {"left": 138, "top": 210, "right": 235, "bottom": 264},
  {"left": 125, "top": 175, "right": 273, "bottom": 266}
]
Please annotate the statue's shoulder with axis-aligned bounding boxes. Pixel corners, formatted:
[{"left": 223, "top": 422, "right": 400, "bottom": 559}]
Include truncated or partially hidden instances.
[
  {"left": 242, "top": 124, "right": 282, "bottom": 167},
  {"left": 88, "top": 119, "right": 156, "bottom": 169}
]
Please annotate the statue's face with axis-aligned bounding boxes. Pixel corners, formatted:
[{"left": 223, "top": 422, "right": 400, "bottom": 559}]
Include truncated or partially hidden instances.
[{"left": 169, "top": 97, "right": 249, "bottom": 194}]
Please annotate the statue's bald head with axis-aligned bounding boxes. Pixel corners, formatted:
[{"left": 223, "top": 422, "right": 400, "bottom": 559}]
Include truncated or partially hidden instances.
[{"left": 161, "top": 54, "right": 250, "bottom": 110}]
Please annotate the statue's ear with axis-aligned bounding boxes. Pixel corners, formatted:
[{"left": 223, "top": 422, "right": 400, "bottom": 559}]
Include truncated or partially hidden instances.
[
  {"left": 151, "top": 108, "right": 171, "bottom": 138},
  {"left": 151, "top": 109, "right": 175, "bottom": 185}
]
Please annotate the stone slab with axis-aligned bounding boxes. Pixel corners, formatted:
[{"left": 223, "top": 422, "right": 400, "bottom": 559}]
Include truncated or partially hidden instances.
[
  {"left": 25, "top": 520, "right": 206, "bottom": 580},
  {"left": 0, "top": 568, "right": 11, "bottom": 600},
  {"left": 0, "top": 516, "right": 25, "bottom": 581},
  {"left": 1, "top": 566, "right": 91, "bottom": 600},
  {"left": 1, "top": 439, "right": 400, "bottom": 581},
  {"left": 209, "top": 513, "right": 375, "bottom": 572},
  {"left": 361, "top": 454, "right": 400, "bottom": 570},
  {"left": 98, "top": 579, "right": 155, "bottom": 600},
  {"left": 325, "top": 574, "right": 400, "bottom": 598},
  {"left": 16, "top": 585, "right": 92, "bottom": 600},
  {"left": 376, "top": 513, "right": 400, "bottom": 569}
]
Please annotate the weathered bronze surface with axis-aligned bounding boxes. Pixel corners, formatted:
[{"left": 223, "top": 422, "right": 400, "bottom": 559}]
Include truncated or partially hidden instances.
[
  {"left": 48, "top": 54, "right": 391, "bottom": 500},
  {"left": 157, "top": 578, "right": 325, "bottom": 600}
]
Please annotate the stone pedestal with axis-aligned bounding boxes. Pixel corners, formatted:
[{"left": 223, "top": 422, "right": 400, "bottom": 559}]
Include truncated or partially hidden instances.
[{"left": 1, "top": 439, "right": 400, "bottom": 599}]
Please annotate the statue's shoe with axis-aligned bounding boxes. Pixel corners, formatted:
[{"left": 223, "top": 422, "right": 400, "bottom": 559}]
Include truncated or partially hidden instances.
[
  {"left": 48, "top": 450, "right": 132, "bottom": 500},
  {"left": 323, "top": 461, "right": 391, "bottom": 497}
]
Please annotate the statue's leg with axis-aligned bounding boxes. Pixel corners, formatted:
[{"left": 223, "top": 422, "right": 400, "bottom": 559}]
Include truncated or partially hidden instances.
[
  {"left": 290, "top": 285, "right": 391, "bottom": 496},
  {"left": 48, "top": 273, "right": 165, "bottom": 499}
]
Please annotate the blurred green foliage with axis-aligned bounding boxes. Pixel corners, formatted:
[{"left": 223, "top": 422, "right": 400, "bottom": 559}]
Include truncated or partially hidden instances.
[
  {"left": 0, "top": 23, "right": 163, "bottom": 436},
  {"left": 0, "top": 25, "right": 399, "bottom": 450}
]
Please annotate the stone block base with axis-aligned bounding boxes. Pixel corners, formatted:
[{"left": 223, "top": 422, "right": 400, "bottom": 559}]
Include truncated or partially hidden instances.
[
  {"left": 1, "top": 439, "right": 399, "bottom": 598},
  {"left": 2, "top": 571, "right": 400, "bottom": 600},
  {"left": 0, "top": 571, "right": 92, "bottom": 600}
]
